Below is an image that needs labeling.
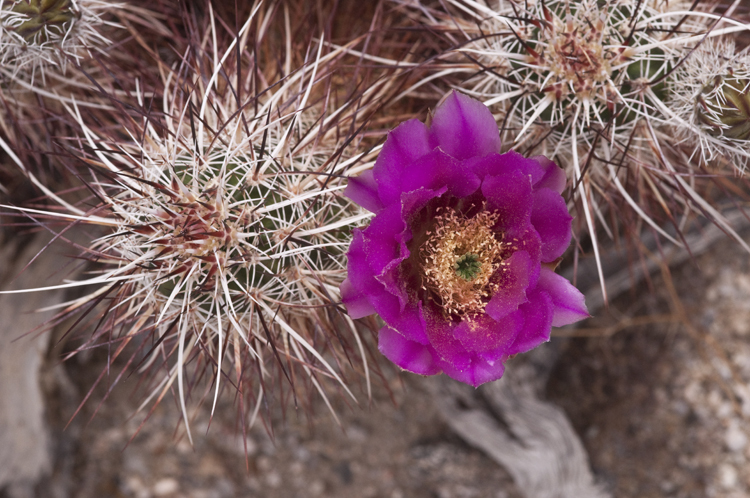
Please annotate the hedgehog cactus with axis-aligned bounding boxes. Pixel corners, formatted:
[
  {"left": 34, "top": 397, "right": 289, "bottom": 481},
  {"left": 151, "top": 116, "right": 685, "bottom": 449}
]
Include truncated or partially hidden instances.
[
  {"left": 0, "top": 2, "right": 396, "bottom": 436},
  {"left": 397, "top": 0, "right": 750, "bottom": 299}
]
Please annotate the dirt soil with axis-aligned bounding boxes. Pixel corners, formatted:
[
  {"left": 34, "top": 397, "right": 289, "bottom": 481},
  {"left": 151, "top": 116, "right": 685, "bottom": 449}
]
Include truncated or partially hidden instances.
[{"left": 549, "top": 240, "right": 750, "bottom": 498}]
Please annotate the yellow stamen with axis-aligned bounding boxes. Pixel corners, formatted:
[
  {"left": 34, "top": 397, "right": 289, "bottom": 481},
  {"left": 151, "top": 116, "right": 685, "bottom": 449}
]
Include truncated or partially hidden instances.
[{"left": 420, "top": 207, "right": 505, "bottom": 316}]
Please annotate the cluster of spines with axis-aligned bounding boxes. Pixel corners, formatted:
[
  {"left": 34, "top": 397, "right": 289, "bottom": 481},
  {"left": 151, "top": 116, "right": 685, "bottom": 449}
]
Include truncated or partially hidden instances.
[
  {"left": 0, "top": 0, "right": 114, "bottom": 81},
  {"left": 668, "top": 38, "right": 750, "bottom": 172}
]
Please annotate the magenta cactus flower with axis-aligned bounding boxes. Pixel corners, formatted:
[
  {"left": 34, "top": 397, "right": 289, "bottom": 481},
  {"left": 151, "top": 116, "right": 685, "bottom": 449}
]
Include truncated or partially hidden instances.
[{"left": 341, "top": 91, "right": 588, "bottom": 387}]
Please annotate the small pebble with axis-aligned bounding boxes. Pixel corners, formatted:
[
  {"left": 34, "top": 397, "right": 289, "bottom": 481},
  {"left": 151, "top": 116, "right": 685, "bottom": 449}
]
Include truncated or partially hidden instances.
[
  {"left": 266, "top": 471, "right": 281, "bottom": 488},
  {"left": 725, "top": 422, "right": 748, "bottom": 453},
  {"left": 718, "top": 463, "right": 738, "bottom": 489},
  {"left": 153, "top": 477, "right": 179, "bottom": 496}
]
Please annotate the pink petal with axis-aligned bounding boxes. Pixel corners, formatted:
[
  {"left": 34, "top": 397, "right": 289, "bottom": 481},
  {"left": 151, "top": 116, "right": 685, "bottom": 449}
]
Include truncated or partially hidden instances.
[
  {"left": 506, "top": 289, "right": 554, "bottom": 355},
  {"left": 485, "top": 250, "right": 533, "bottom": 321},
  {"left": 536, "top": 268, "right": 589, "bottom": 326},
  {"left": 363, "top": 203, "right": 404, "bottom": 275},
  {"left": 438, "top": 354, "right": 507, "bottom": 387},
  {"left": 389, "top": 301, "right": 430, "bottom": 345},
  {"left": 379, "top": 326, "right": 442, "bottom": 375},
  {"left": 422, "top": 302, "right": 472, "bottom": 370},
  {"left": 531, "top": 188, "right": 573, "bottom": 263},
  {"left": 344, "top": 169, "right": 383, "bottom": 213},
  {"left": 340, "top": 277, "right": 375, "bottom": 319},
  {"left": 482, "top": 169, "right": 533, "bottom": 234},
  {"left": 373, "top": 119, "right": 432, "bottom": 206},
  {"left": 504, "top": 224, "right": 543, "bottom": 285},
  {"left": 348, "top": 230, "right": 427, "bottom": 344},
  {"left": 531, "top": 155, "right": 567, "bottom": 193},
  {"left": 400, "top": 149, "right": 481, "bottom": 199},
  {"left": 344, "top": 229, "right": 400, "bottom": 322},
  {"left": 468, "top": 150, "right": 543, "bottom": 184},
  {"left": 454, "top": 310, "right": 525, "bottom": 366},
  {"left": 429, "top": 90, "right": 501, "bottom": 161}
]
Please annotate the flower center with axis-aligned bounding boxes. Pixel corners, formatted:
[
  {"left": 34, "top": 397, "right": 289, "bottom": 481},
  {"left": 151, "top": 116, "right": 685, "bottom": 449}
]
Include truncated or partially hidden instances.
[
  {"left": 420, "top": 207, "right": 505, "bottom": 316},
  {"left": 454, "top": 253, "right": 481, "bottom": 281}
]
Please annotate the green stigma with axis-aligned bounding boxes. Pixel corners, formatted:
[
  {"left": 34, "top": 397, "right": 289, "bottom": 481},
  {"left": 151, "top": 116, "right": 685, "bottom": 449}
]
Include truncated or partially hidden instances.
[
  {"left": 454, "top": 253, "right": 482, "bottom": 281},
  {"left": 9, "top": 0, "right": 79, "bottom": 44}
]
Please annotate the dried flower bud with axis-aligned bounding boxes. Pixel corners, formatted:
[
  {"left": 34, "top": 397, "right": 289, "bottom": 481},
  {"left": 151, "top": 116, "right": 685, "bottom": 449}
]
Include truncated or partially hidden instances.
[
  {"left": 0, "top": 0, "right": 110, "bottom": 79},
  {"left": 7, "top": 0, "right": 80, "bottom": 44},
  {"left": 696, "top": 75, "right": 750, "bottom": 141}
]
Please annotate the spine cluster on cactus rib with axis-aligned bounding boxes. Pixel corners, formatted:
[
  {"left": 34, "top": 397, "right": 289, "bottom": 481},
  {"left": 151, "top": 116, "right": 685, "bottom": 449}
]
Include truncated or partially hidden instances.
[
  {"left": 0, "top": 0, "right": 113, "bottom": 80},
  {"left": 668, "top": 38, "right": 750, "bottom": 171}
]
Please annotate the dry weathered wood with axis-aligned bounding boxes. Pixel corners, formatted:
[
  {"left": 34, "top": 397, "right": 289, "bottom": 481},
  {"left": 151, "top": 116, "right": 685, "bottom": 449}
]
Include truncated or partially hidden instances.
[
  {"left": 430, "top": 346, "right": 610, "bottom": 498},
  {"left": 0, "top": 234, "right": 69, "bottom": 494}
]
